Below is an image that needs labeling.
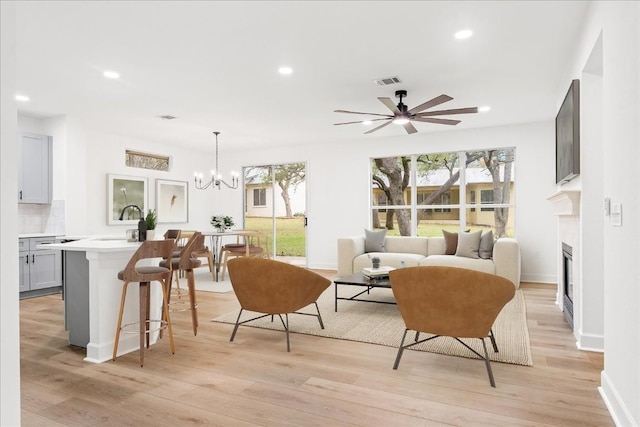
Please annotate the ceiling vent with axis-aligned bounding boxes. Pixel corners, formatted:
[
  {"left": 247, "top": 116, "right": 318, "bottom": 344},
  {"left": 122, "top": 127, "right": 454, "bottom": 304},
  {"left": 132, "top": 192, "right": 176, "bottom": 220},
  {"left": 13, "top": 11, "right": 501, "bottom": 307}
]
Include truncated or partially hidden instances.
[
  {"left": 158, "top": 115, "right": 177, "bottom": 120},
  {"left": 373, "top": 76, "right": 401, "bottom": 86}
]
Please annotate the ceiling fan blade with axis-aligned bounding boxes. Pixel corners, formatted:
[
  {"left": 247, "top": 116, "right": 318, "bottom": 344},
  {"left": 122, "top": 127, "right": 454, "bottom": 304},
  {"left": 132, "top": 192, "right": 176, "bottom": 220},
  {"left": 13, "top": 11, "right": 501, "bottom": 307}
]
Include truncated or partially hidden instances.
[
  {"left": 364, "top": 120, "right": 392, "bottom": 134},
  {"left": 403, "top": 121, "right": 418, "bottom": 134},
  {"left": 377, "top": 97, "right": 401, "bottom": 114},
  {"left": 334, "top": 109, "right": 392, "bottom": 118},
  {"left": 413, "top": 117, "right": 461, "bottom": 125},
  {"left": 334, "top": 118, "right": 392, "bottom": 126},
  {"left": 416, "top": 107, "right": 478, "bottom": 117},
  {"left": 408, "top": 94, "right": 453, "bottom": 113}
]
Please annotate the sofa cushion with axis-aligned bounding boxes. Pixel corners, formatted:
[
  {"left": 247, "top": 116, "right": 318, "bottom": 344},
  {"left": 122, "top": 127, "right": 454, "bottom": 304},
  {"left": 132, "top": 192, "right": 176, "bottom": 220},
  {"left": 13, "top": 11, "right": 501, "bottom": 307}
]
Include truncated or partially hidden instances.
[
  {"left": 455, "top": 230, "right": 482, "bottom": 259},
  {"left": 442, "top": 230, "right": 459, "bottom": 255},
  {"left": 479, "top": 230, "right": 495, "bottom": 259},
  {"left": 354, "top": 253, "right": 424, "bottom": 272},
  {"left": 420, "top": 254, "right": 495, "bottom": 275},
  {"left": 364, "top": 229, "right": 386, "bottom": 253},
  {"left": 385, "top": 236, "right": 428, "bottom": 256}
]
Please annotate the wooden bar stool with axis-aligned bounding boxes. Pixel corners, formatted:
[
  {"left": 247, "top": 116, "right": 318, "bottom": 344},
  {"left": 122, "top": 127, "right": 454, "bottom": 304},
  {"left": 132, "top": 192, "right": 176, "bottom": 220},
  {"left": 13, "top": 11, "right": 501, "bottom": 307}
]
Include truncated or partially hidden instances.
[
  {"left": 112, "top": 239, "right": 176, "bottom": 367},
  {"left": 160, "top": 232, "right": 203, "bottom": 335}
]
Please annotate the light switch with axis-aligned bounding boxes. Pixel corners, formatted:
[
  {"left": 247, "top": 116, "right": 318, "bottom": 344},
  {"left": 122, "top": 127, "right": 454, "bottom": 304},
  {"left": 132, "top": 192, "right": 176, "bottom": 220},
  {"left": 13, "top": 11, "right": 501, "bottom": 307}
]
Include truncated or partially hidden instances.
[{"left": 610, "top": 203, "right": 622, "bottom": 227}]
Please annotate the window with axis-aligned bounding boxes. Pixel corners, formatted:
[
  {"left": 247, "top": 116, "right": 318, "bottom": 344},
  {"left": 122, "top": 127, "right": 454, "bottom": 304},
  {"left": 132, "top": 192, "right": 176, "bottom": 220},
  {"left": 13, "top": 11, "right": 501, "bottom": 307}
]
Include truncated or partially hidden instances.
[
  {"left": 418, "top": 191, "right": 451, "bottom": 213},
  {"left": 480, "top": 189, "right": 494, "bottom": 211},
  {"left": 371, "top": 148, "right": 515, "bottom": 237},
  {"left": 253, "top": 188, "right": 266, "bottom": 206},
  {"left": 125, "top": 150, "right": 170, "bottom": 171}
]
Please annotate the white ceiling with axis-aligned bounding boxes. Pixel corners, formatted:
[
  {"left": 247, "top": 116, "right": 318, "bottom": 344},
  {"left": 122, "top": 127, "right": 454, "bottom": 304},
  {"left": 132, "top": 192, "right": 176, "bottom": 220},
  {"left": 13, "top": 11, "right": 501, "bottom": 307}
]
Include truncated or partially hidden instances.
[{"left": 13, "top": 1, "right": 589, "bottom": 153}]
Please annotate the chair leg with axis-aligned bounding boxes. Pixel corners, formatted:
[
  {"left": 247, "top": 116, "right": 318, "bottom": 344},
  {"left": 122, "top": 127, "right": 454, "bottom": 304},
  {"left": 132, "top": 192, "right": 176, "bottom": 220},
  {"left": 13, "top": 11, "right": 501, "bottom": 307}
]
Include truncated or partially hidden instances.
[
  {"left": 284, "top": 313, "right": 290, "bottom": 352},
  {"left": 489, "top": 328, "right": 499, "bottom": 352},
  {"left": 139, "top": 281, "right": 150, "bottom": 367},
  {"left": 481, "top": 338, "right": 496, "bottom": 387},
  {"left": 186, "top": 269, "right": 198, "bottom": 335},
  {"left": 112, "top": 281, "right": 130, "bottom": 361},
  {"left": 314, "top": 302, "right": 325, "bottom": 329},
  {"left": 220, "top": 251, "right": 229, "bottom": 281},
  {"left": 393, "top": 329, "right": 410, "bottom": 369},
  {"left": 161, "top": 278, "right": 175, "bottom": 355},
  {"left": 230, "top": 308, "right": 244, "bottom": 342},
  {"left": 206, "top": 251, "right": 215, "bottom": 275}
]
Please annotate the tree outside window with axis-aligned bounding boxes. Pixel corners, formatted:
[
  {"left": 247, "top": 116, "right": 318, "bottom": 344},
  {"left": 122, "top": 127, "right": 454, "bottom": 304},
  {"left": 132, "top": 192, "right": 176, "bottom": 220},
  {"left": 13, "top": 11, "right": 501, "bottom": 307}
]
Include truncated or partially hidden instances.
[{"left": 371, "top": 148, "right": 515, "bottom": 237}]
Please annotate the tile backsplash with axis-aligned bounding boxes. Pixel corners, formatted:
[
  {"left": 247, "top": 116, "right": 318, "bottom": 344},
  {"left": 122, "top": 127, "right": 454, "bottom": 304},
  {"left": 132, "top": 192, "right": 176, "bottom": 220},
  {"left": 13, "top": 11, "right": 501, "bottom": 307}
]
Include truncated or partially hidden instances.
[{"left": 18, "top": 200, "right": 65, "bottom": 234}]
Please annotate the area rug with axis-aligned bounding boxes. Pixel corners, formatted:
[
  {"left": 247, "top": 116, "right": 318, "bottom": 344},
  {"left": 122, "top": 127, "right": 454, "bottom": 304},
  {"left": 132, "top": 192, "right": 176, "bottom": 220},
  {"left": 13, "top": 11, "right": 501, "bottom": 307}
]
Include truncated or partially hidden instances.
[
  {"left": 191, "top": 269, "right": 234, "bottom": 293},
  {"left": 212, "top": 285, "right": 533, "bottom": 366}
]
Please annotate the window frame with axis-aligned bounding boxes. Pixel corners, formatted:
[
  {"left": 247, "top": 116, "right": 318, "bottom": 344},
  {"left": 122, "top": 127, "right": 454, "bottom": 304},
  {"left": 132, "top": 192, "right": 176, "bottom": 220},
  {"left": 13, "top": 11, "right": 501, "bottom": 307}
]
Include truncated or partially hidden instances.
[{"left": 370, "top": 148, "right": 515, "bottom": 236}]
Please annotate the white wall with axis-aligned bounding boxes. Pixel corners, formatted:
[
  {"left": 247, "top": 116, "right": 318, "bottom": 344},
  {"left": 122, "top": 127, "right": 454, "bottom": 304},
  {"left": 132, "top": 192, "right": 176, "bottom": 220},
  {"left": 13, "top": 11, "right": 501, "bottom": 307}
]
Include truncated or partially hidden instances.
[
  {"left": 563, "top": 2, "right": 640, "bottom": 426},
  {"left": 0, "top": 2, "right": 21, "bottom": 425},
  {"left": 52, "top": 118, "right": 557, "bottom": 281},
  {"left": 223, "top": 120, "right": 557, "bottom": 281}
]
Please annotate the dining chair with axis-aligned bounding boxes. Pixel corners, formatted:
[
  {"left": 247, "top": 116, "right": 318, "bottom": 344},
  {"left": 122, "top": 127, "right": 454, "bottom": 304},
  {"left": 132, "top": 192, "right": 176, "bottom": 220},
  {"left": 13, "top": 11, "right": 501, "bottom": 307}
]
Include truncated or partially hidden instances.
[{"left": 220, "top": 231, "right": 270, "bottom": 280}]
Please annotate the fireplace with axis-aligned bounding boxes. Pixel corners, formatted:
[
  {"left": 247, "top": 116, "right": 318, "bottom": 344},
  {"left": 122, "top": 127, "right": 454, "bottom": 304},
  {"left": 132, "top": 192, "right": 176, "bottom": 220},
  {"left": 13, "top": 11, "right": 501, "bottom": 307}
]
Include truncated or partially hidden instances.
[{"left": 562, "top": 243, "right": 574, "bottom": 328}]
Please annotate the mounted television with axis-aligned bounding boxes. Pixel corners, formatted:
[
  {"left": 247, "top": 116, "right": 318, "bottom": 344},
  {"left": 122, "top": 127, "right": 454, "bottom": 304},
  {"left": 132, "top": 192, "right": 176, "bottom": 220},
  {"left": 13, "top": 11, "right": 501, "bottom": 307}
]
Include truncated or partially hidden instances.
[{"left": 555, "top": 79, "right": 580, "bottom": 184}]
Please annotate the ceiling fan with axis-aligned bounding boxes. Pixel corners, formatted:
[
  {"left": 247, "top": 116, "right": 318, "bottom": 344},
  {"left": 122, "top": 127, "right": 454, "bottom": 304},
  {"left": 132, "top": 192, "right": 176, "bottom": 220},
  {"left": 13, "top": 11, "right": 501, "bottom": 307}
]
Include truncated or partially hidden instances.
[{"left": 334, "top": 89, "right": 478, "bottom": 134}]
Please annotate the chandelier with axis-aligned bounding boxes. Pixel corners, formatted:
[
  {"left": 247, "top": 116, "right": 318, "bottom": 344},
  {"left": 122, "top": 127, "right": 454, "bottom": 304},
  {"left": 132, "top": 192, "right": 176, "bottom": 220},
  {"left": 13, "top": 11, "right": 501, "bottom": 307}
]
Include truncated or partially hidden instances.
[{"left": 194, "top": 131, "right": 239, "bottom": 190}]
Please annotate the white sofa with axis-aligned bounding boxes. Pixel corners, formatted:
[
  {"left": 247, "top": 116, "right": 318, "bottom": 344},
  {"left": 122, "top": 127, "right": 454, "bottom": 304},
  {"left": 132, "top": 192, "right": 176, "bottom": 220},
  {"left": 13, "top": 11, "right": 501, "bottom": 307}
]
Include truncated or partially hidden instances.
[{"left": 337, "top": 235, "right": 521, "bottom": 288}]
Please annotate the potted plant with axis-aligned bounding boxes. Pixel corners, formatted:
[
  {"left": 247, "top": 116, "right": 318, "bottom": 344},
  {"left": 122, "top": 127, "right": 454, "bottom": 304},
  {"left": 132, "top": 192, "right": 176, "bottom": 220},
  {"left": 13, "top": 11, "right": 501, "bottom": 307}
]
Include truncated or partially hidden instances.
[
  {"left": 210, "top": 214, "right": 234, "bottom": 232},
  {"left": 145, "top": 209, "right": 157, "bottom": 240}
]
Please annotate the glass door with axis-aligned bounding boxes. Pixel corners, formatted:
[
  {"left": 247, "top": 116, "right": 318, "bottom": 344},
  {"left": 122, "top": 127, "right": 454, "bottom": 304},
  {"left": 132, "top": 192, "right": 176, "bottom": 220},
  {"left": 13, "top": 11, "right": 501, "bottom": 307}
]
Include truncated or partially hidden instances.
[{"left": 243, "top": 162, "right": 307, "bottom": 266}]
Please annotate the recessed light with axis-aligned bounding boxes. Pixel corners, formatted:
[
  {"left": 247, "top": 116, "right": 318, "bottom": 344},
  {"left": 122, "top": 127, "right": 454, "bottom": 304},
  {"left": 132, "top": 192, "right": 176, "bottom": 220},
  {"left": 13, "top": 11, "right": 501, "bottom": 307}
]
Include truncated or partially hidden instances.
[
  {"left": 478, "top": 106, "right": 491, "bottom": 113},
  {"left": 454, "top": 29, "right": 473, "bottom": 40},
  {"left": 278, "top": 66, "right": 293, "bottom": 75},
  {"left": 15, "top": 94, "right": 30, "bottom": 102},
  {"left": 103, "top": 70, "right": 120, "bottom": 79}
]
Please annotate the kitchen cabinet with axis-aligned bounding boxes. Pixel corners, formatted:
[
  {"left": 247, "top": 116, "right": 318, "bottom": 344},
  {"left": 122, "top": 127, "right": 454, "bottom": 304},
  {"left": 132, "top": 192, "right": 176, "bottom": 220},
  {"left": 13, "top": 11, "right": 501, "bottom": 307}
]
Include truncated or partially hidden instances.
[
  {"left": 19, "top": 132, "right": 52, "bottom": 204},
  {"left": 19, "top": 236, "right": 62, "bottom": 297}
]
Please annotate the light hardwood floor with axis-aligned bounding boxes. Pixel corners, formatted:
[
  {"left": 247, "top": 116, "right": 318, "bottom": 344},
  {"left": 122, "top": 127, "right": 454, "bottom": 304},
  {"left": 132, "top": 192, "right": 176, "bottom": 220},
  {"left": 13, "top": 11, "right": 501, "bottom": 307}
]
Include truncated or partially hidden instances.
[{"left": 20, "top": 277, "right": 613, "bottom": 426}]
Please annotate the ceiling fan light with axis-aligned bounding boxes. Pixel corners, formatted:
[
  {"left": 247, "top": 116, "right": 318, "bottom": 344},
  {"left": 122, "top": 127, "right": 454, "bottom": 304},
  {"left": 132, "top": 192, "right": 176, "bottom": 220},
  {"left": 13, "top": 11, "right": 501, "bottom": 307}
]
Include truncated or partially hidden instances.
[{"left": 393, "top": 117, "right": 410, "bottom": 125}]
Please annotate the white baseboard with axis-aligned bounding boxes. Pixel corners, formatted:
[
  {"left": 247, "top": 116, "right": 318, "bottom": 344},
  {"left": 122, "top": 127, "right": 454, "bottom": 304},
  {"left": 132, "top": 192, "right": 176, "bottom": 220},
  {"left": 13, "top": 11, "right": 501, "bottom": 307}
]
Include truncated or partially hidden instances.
[
  {"left": 599, "top": 370, "right": 639, "bottom": 427},
  {"left": 576, "top": 330, "right": 604, "bottom": 352},
  {"left": 521, "top": 273, "right": 556, "bottom": 283}
]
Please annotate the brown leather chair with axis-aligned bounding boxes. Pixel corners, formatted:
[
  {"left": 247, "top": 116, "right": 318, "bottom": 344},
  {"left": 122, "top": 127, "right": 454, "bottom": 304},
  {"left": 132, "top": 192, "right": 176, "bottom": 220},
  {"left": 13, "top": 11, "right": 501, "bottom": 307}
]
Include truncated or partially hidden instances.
[
  {"left": 113, "top": 239, "right": 176, "bottom": 367},
  {"left": 389, "top": 266, "right": 515, "bottom": 387},
  {"left": 227, "top": 257, "right": 330, "bottom": 351}
]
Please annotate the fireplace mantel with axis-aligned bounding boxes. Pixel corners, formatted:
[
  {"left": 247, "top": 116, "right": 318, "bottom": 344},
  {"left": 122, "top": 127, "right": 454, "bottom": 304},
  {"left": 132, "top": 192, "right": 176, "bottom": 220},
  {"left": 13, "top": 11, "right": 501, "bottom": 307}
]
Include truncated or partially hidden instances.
[{"left": 547, "top": 190, "right": 581, "bottom": 216}]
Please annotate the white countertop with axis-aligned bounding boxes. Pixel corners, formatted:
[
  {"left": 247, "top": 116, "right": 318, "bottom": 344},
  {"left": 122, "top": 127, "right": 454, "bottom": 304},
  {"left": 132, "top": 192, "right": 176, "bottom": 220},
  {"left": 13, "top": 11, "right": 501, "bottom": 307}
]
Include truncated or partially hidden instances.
[
  {"left": 19, "top": 233, "right": 64, "bottom": 239},
  {"left": 40, "top": 236, "right": 141, "bottom": 252}
]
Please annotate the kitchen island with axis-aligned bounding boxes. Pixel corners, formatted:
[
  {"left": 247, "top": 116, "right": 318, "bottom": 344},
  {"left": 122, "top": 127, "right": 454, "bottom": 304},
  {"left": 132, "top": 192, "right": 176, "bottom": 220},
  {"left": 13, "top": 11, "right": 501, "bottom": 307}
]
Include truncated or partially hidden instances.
[{"left": 43, "top": 237, "right": 164, "bottom": 363}]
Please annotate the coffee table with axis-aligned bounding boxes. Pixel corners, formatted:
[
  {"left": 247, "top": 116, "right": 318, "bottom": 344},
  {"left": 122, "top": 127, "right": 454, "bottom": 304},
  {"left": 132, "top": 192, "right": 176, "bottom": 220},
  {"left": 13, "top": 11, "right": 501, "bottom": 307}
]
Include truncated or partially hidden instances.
[{"left": 333, "top": 272, "right": 395, "bottom": 312}]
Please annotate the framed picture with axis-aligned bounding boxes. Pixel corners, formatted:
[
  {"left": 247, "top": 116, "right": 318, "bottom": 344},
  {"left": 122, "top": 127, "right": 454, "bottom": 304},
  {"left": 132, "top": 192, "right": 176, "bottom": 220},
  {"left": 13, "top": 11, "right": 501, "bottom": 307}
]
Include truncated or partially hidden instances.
[
  {"left": 156, "top": 179, "right": 189, "bottom": 223},
  {"left": 107, "top": 174, "right": 148, "bottom": 225}
]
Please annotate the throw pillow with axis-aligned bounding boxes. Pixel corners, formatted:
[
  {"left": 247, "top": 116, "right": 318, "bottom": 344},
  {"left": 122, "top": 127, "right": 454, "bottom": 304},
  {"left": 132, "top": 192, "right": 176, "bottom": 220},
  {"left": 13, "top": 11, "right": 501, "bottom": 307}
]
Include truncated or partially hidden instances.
[
  {"left": 442, "top": 230, "right": 459, "bottom": 255},
  {"left": 455, "top": 230, "right": 482, "bottom": 259},
  {"left": 364, "top": 228, "right": 387, "bottom": 253},
  {"left": 479, "top": 230, "right": 495, "bottom": 259}
]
